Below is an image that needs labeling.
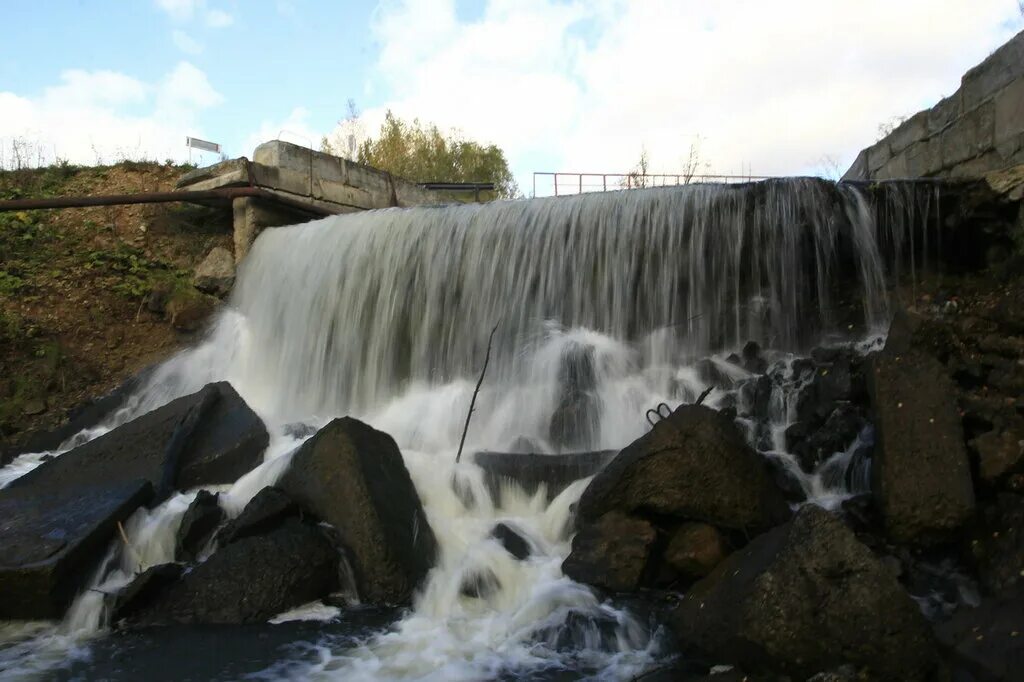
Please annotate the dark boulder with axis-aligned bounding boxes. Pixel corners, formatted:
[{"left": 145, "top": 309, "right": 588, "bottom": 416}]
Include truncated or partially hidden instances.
[
  {"left": 6, "top": 382, "right": 267, "bottom": 496},
  {"left": 549, "top": 343, "right": 600, "bottom": 451},
  {"left": 868, "top": 348, "right": 975, "bottom": 544},
  {"left": 663, "top": 522, "right": 728, "bottom": 581},
  {"left": 277, "top": 417, "right": 437, "bottom": 605},
  {"left": 549, "top": 391, "right": 600, "bottom": 452},
  {"left": 109, "top": 563, "right": 184, "bottom": 623},
  {"left": 216, "top": 486, "right": 297, "bottom": 546},
  {"left": 741, "top": 340, "right": 768, "bottom": 374},
  {"left": 738, "top": 375, "right": 772, "bottom": 421},
  {"left": 0, "top": 382, "right": 266, "bottom": 619},
  {"left": 792, "top": 403, "right": 866, "bottom": 472},
  {"left": 490, "top": 522, "right": 532, "bottom": 560},
  {"left": 695, "top": 358, "right": 737, "bottom": 389},
  {"left": 459, "top": 568, "right": 501, "bottom": 599},
  {"left": 795, "top": 361, "right": 855, "bottom": 427},
  {"left": 967, "top": 494, "right": 1024, "bottom": 598},
  {"left": 934, "top": 592, "right": 1024, "bottom": 682},
  {"left": 562, "top": 511, "right": 656, "bottom": 592},
  {"left": 0, "top": 481, "right": 153, "bottom": 619},
  {"left": 175, "top": 491, "right": 222, "bottom": 562},
  {"left": 673, "top": 506, "right": 936, "bottom": 680},
  {"left": 971, "top": 416, "right": 1024, "bottom": 489},
  {"left": 133, "top": 518, "right": 337, "bottom": 625},
  {"left": 576, "top": 405, "right": 789, "bottom": 533},
  {"left": 763, "top": 454, "right": 808, "bottom": 504},
  {"left": 472, "top": 450, "right": 615, "bottom": 505}
]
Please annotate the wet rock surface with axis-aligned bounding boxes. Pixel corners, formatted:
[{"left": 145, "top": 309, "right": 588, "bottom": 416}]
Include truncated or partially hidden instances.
[
  {"left": 673, "top": 505, "right": 936, "bottom": 680},
  {"left": 216, "top": 486, "right": 298, "bottom": 547},
  {"left": 132, "top": 518, "right": 338, "bottom": 625},
  {"left": 576, "top": 404, "right": 790, "bottom": 533},
  {"left": 491, "top": 522, "right": 532, "bottom": 560},
  {"left": 0, "top": 480, "right": 154, "bottom": 619},
  {"left": 175, "top": 490, "right": 222, "bottom": 562},
  {"left": 473, "top": 450, "right": 615, "bottom": 504},
  {"left": 967, "top": 493, "right": 1024, "bottom": 597},
  {"left": 277, "top": 416, "right": 437, "bottom": 605},
  {"left": 0, "top": 381, "right": 266, "bottom": 619},
  {"left": 934, "top": 590, "right": 1024, "bottom": 682},
  {"left": 549, "top": 343, "right": 600, "bottom": 451},
  {"left": 109, "top": 563, "right": 184, "bottom": 623},
  {"left": 562, "top": 511, "right": 656, "bottom": 592},
  {"left": 662, "top": 522, "right": 728, "bottom": 581},
  {"left": 868, "top": 345, "right": 975, "bottom": 544}
]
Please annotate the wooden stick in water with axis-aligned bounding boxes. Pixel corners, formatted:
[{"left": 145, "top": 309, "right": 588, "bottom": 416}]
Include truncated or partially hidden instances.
[{"left": 456, "top": 323, "right": 499, "bottom": 464}]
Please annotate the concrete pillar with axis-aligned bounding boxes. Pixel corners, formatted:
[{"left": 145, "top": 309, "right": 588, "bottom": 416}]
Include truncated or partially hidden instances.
[
  {"left": 232, "top": 197, "right": 259, "bottom": 263},
  {"left": 231, "top": 197, "right": 313, "bottom": 263}
]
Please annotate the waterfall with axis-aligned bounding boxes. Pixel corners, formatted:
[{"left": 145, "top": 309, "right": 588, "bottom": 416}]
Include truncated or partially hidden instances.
[{"left": 0, "top": 179, "right": 938, "bottom": 680}]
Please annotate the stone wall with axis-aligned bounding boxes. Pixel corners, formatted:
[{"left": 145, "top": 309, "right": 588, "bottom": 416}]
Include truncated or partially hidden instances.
[{"left": 844, "top": 29, "right": 1024, "bottom": 181}]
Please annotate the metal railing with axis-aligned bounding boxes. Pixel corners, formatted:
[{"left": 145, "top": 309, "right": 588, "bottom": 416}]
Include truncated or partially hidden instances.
[{"left": 531, "top": 171, "right": 771, "bottom": 198}]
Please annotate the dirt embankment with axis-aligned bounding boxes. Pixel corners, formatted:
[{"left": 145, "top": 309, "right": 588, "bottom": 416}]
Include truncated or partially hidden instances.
[{"left": 0, "top": 162, "right": 232, "bottom": 449}]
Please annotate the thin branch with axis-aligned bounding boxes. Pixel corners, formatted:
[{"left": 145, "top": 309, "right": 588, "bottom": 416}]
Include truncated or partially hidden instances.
[
  {"left": 695, "top": 385, "right": 714, "bottom": 405},
  {"left": 116, "top": 520, "right": 143, "bottom": 567},
  {"left": 456, "top": 323, "right": 499, "bottom": 464}
]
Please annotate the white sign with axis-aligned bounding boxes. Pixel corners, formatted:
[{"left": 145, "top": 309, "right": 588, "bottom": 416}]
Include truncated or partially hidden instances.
[{"left": 186, "top": 136, "right": 221, "bottom": 154}]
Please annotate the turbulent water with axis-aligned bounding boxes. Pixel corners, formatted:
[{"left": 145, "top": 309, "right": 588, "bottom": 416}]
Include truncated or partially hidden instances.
[{"left": 0, "top": 179, "right": 940, "bottom": 680}]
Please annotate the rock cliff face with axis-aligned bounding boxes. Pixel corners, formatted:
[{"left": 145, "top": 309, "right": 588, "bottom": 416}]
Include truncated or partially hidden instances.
[{"left": 844, "top": 29, "right": 1024, "bottom": 181}]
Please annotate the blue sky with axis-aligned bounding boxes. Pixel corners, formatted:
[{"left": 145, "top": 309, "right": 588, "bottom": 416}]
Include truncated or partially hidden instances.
[{"left": 1, "top": 1, "right": 1022, "bottom": 194}]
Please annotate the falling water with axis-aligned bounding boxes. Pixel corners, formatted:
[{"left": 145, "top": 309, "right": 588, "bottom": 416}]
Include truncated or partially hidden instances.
[{"left": 0, "top": 179, "right": 940, "bottom": 680}]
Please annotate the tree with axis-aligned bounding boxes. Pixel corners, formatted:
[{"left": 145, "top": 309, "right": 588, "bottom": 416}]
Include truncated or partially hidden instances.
[
  {"left": 621, "top": 148, "right": 650, "bottom": 188},
  {"left": 320, "top": 99, "right": 364, "bottom": 161},
  {"left": 332, "top": 110, "right": 518, "bottom": 200}
]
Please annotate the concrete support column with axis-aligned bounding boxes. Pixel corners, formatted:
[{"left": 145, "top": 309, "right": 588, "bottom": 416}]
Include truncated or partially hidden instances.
[
  {"left": 232, "top": 196, "right": 260, "bottom": 263},
  {"left": 231, "top": 197, "right": 311, "bottom": 263}
]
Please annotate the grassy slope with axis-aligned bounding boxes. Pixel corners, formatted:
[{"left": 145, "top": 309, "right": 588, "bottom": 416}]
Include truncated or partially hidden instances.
[{"left": 0, "top": 161, "right": 232, "bottom": 447}]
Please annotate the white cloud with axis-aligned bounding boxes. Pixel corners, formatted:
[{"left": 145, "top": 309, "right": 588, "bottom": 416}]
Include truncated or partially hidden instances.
[
  {"left": 155, "top": 0, "right": 233, "bottom": 28},
  {"left": 205, "top": 9, "right": 234, "bottom": 28},
  {"left": 367, "top": 0, "right": 1024, "bottom": 192},
  {"left": 242, "top": 107, "right": 322, "bottom": 158},
  {"left": 0, "top": 63, "right": 223, "bottom": 167},
  {"left": 172, "top": 29, "right": 203, "bottom": 55},
  {"left": 155, "top": 0, "right": 200, "bottom": 21}
]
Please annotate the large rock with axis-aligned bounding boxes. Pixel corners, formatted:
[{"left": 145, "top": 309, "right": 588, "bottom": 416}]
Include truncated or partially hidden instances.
[
  {"left": 277, "top": 417, "right": 437, "bottom": 605},
  {"left": 192, "top": 246, "right": 236, "bottom": 297},
  {"left": 473, "top": 450, "right": 615, "bottom": 504},
  {"left": 548, "top": 342, "right": 600, "bottom": 451},
  {"left": 0, "top": 481, "right": 152, "bottom": 619},
  {"left": 663, "top": 522, "right": 728, "bottom": 580},
  {"left": 166, "top": 291, "right": 218, "bottom": 332},
  {"left": 7, "top": 382, "right": 267, "bottom": 495},
  {"left": 968, "top": 493, "right": 1024, "bottom": 597},
  {"left": 133, "top": 518, "right": 337, "bottom": 625},
  {"left": 934, "top": 592, "right": 1024, "bottom": 682},
  {"left": 175, "top": 490, "right": 223, "bottom": 562},
  {"left": 673, "top": 506, "right": 936, "bottom": 680},
  {"left": 216, "top": 486, "right": 297, "bottom": 547},
  {"left": 109, "top": 563, "right": 184, "bottom": 623},
  {"left": 972, "top": 416, "right": 1024, "bottom": 489},
  {"left": 576, "top": 405, "right": 789, "bottom": 532},
  {"left": 0, "top": 382, "right": 267, "bottom": 619},
  {"left": 868, "top": 347, "right": 975, "bottom": 544},
  {"left": 562, "top": 511, "right": 656, "bottom": 592}
]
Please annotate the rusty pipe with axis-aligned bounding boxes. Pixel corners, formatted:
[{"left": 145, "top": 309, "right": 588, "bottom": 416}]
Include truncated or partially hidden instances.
[{"left": 0, "top": 187, "right": 343, "bottom": 216}]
